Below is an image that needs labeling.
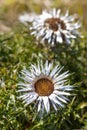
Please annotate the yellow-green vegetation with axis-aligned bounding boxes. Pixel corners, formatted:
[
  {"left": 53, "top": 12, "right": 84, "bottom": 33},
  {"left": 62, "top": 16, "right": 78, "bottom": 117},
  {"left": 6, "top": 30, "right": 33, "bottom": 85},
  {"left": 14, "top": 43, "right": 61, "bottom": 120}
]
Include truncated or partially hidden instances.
[{"left": 0, "top": 0, "right": 87, "bottom": 130}]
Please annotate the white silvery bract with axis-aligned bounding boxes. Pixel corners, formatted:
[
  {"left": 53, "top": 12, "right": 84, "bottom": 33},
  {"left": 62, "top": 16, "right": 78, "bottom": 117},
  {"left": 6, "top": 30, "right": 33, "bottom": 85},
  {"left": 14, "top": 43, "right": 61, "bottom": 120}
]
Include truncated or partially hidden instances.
[
  {"left": 17, "top": 61, "right": 73, "bottom": 113},
  {"left": 18, "top": 13, "right": 38, "bottom": 25},
  {"left": 30, "top": 8, "right": 82, "bottom": 45}
]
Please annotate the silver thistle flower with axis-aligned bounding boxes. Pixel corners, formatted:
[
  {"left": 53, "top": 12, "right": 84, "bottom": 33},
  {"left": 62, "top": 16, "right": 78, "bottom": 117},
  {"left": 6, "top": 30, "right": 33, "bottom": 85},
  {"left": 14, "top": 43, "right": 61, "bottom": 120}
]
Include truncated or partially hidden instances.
[
  {"left": 17, "top": 61, "right": 73, "bottom": 113},
  {"left": 19, "top": 13, "right": 38, "bottom": 25},
  {"left": 30, "top": 8, "right": 82, "bottom": 45}
]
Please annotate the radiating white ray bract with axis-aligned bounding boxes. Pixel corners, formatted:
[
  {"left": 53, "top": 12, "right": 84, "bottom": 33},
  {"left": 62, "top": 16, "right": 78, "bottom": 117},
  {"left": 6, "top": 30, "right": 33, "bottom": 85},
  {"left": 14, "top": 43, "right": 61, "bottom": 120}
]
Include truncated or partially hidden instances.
[
  {"left": 30, "top": 8, "right": 82, "bottom": 45},
  {"left": 17, "top": 61, "right": 73, "bottom": 113}
]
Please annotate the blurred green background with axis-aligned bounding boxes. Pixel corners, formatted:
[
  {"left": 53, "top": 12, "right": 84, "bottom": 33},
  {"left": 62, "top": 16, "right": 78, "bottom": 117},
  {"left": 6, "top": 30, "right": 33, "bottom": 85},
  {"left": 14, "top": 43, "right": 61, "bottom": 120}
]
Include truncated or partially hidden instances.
[{"left": 0, "top": 0, "right": 87, "bottom": 130}]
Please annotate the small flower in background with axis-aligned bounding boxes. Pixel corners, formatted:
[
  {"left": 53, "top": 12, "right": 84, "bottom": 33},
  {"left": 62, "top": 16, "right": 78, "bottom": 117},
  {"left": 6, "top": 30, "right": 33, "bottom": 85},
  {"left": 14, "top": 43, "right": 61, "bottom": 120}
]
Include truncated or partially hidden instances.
[
  {"left": 17, "top": 61, "right": 73, "bottom": 113},
  {"left": 30, "top": 8, "right": 82, "bottom": 45},
  {"left": 18, "top": 12, "right": 38, "bottom": 25},
  {"left": 0, "top": 79, "right": 5, "bottom": 88}
]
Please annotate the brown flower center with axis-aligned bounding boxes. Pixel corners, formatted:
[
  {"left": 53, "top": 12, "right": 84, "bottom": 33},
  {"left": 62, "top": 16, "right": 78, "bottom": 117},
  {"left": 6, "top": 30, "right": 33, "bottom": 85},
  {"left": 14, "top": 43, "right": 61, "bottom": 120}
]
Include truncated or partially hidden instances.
[
  {"left": 35, "top": 78, "right": 54, "bottom": 96},
  {"left": 44, "top": 18, "right": 66, "bottom": 31}
]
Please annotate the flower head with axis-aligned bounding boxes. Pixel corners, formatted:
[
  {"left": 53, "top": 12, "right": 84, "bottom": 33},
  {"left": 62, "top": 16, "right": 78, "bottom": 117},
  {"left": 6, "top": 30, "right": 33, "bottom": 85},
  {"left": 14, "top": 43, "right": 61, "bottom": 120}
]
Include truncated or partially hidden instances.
[
  {"left": 31, "top": 8, "right": 81, "bottom": 45},
  {"left": 17, "top": 61, "right": 73, "bottom": 113},
  {"left": 19, "top": 12, "right": 38, "bottom": 25}
]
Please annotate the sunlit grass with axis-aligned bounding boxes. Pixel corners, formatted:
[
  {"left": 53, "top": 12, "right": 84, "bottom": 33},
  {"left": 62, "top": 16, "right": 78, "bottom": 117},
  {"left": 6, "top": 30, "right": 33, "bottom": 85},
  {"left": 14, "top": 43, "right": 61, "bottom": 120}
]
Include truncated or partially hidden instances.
[{"left": 0, "top": 1, "right": 87, "bottom": 130}]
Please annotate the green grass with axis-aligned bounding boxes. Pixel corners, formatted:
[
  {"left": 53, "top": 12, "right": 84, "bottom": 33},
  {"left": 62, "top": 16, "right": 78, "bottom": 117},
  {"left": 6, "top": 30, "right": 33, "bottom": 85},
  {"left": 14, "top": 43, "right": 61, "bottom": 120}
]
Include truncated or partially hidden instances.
[
  {"left": 0, "top": 1, "right": 87, "bottom": 129},
  {"left": 0, "top": 24, "right": 87, "bottom": 130}
]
